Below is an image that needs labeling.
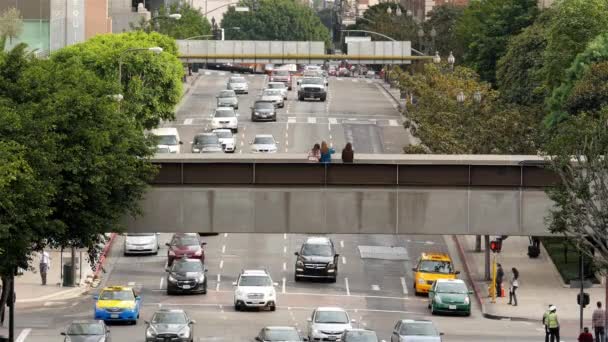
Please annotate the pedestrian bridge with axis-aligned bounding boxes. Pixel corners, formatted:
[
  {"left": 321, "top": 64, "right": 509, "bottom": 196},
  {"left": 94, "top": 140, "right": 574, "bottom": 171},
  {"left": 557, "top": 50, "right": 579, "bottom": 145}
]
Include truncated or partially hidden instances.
[{"left": 122, "top": 154, "right": 558, "bottom": 236}]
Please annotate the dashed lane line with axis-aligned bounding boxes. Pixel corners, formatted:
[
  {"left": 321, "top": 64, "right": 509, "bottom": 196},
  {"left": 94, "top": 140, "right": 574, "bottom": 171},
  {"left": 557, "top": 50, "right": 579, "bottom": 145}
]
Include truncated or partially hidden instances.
[
  {"left": 159, "top": 277, "right": 164, "bottom": 290},
  {"left": 345, "top": 277, "right": 351, "bottom": 296},
  {"left": 282, "top": 277, "right": 286, "bottom": 294},
  {"left": 221, "top": 245, "right": 226, "bottom": 254},
  {"left": 283, "top": 246, "right": 287, "bottom": 254},
  {"left": 283, "top": 262, "right": 287, "bottom": 271},
  {"left": 400, "top": 277, "right": 409, "bottom": 295},
  {"left": 329, "top": 118, "right": 338, "bottom": 125},
  {"left": 389, "top": 119, "right": 399, "bottom": 127},
  {"left": 183, "top": 118, "right": 193, "bottom": 125},
  {"left": 16, "top": 328, "right": 31, "bottom": 342},
  {"left": 219, "top": 260, "right": 224, "bottom": 269},
  {"left": 340, "top": 240, "right": 344, "bottom": 248},
  {"left": 342, "top": 256, "right": 347, "bottom": 265},
  {"left": 224, "top": 233, "right": 228, "bottom": 238},
  {"left": 307, "top": 117, "right": 316, "bottom": 124},
  {"left": 371, "top": 285, "right": 380, "bottom": 291}
]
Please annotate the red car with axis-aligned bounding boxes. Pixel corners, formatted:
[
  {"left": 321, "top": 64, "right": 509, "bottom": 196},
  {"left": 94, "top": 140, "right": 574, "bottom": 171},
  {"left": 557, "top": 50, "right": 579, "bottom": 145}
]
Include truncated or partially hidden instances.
[{"left": 166, "top": 233, "right": 206, "bottom": 266}]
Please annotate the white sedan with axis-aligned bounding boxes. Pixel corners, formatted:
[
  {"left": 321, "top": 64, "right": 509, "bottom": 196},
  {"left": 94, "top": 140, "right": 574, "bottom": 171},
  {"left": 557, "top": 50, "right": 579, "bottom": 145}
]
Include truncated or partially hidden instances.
[
  {"left": 211, "top": 107, "right": 239, "bottom": 133},
  {"left": 260, "top": 89, "right": 285, "bottom": 108},
  {"left": 213, "top": 129, "right": 236, "bottom": 153},
  {"left": 250, "top": 134, "right": 278, "bottom": 153}
]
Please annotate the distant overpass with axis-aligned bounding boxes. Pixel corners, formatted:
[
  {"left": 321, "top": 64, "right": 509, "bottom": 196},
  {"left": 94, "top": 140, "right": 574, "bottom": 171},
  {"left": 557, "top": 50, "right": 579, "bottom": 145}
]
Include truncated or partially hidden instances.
[{"left": 122, "top": 154, "right": 559, "bottom": 236}]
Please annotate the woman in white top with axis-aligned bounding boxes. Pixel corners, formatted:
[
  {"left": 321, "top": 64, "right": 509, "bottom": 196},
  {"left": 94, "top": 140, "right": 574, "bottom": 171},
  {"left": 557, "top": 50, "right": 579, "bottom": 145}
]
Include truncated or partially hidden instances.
[{"left": 508, "top": 267, "right": 519, "bottom": 306}]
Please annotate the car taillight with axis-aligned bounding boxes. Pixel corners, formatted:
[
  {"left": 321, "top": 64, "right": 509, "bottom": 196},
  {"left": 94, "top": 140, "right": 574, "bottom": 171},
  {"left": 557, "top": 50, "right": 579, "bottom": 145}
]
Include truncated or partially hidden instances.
[{"left": 194, "top": 250, "right": 202, "bottom": 256}]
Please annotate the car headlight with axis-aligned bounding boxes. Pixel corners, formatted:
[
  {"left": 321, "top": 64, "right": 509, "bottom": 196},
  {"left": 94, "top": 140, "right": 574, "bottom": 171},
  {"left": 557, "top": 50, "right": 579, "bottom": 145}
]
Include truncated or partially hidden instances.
[
  {"left": 435, "top": 295, "right": 442, "bottom": 303},
  {"left": 312, "top": 329, "right": 321, "bottom": 336},
  {"left": 417, "top": 278, "right": 425, "bottom": 284},
  {"left": 168, "top": 275, "right": 177, "bottom": 283},
  {"left": 464, "top": 296, "right": 470, "bottom": 304},
  {"left": 146, "top": 327, "right": 157, "bottom": 337},
  {"left": 178, "top": 326, "right": 191, "bottom": 338},
  {"left": 198, "top": 274, "right": 205, "bottom": 283},
  {"left": 296, "top": 260, "right": 304, "bottom": 267},
  {"left": 192, "top": 148, "right": 200, "bottom": 153}
]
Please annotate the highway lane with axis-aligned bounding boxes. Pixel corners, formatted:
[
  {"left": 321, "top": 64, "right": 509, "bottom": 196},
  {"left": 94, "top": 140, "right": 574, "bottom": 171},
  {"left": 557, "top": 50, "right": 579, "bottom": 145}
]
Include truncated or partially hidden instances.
[{"left": 165, "top": 70, "right": 411, "bottom": 155}]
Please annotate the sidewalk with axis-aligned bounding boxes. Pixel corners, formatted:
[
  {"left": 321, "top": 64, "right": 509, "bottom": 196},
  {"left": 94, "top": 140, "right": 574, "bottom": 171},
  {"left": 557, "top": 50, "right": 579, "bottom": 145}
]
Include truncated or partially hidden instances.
[
  {"left": 182, "top": 71, "right": 201, "bottom": 98},
  {"left": 455, "top": 235, "right": 606, "bottom": 323},
  {"left": 378, "top": 80, "right": 403, "bottom": 110}
]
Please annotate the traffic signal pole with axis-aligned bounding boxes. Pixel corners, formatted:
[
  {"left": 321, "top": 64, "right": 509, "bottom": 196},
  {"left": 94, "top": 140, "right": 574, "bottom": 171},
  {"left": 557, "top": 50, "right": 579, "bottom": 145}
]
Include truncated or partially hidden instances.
[{"left": 580, "top": 252, "right": 584, "bottom": 331}]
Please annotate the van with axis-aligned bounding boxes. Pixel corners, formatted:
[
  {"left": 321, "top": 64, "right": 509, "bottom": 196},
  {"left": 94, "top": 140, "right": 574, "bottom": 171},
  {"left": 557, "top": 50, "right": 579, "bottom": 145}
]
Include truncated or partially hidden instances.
[{"left": 150, "top": 127, "right": 182, "bottom": 153}]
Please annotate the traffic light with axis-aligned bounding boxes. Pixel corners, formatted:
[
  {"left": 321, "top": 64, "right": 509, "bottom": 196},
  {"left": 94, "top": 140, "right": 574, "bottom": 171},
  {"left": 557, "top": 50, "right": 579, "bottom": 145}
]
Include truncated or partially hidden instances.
[
  {"left": 578, "top": 292, "right": 590, "bottom": 307},
  {"left": 490, "top": 240, "right": 502, "bottom": 253}
]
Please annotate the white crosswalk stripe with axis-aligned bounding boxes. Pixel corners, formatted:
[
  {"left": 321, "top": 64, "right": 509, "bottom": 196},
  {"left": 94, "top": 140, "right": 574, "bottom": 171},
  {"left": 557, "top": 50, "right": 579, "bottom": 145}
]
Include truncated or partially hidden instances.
[
  {"left": 184, "top": 118, "right": 193, "bottom": 125},
  {"left": 307, "top": 117, "right": 317, "bottom": 124},
  {"left": 389, "top": 119, "right": 399, "bottom": 127},
  {"left": 329, "top": 118, "right": 338, "bottom": 124},
  {"left": 288, "top": 117, "right": 297, "bottom": 123}
]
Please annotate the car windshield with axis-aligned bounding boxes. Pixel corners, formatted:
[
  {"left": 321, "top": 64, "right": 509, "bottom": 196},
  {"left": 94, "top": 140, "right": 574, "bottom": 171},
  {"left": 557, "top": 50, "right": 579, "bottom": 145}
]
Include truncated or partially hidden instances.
[
  {"left": 99, "top": 290, "right": 134, "bottom": 301},
  {"left": 343, "top": 331, "right": 378, "bottom": 342},
  {"left": 400, "top": 323, "right": 439, "bottom": 336},
  {"left": 194, "top": 135, "right": 219, "bottom": 145},
  {"left": 230, "top": 77, "right": 246, "bottom": 83},
  {"left": 264, "top": 329, "right": 301, "bottom": 341},
  {"left": 268, "top": 83, "right": 286, "bottom": 89},
  {"left": 215, "top": 109, "right": 235, "bottom": 117},
  {"left": 436, "top": 282, "right": 468, "bottom": 294},
  {"left": 263, "top": 90, "right": 281, "bottom": 96},
  {"left": 214, "top": 131, "right": 232, "bottom": 139},
  {"left": 418, "top": 260, "right": 453, "bottom": 274},
  {"left": 301, "top": 78, "right": 323, "bottom": 85},
  {"left": 67, "top": 323, "right": 105, "bottom": 335},
  {"left": 172, "top": 261, "right": 203, "bottom": 273},
  {"left": 156, "top": 147, "right": 170, "bottom": 153},
  {"left": 253, "top": 137, "right": 275, "bottom": 145},
  {"left": 151, "top": 312, "right": 187, "bottom": 324},
  {"left": 219, "top": 90, "right": 236, "bottom": 98},
  {"left": 274, "top": 70, "right": 289, "bottom": 76},
  {"left": 255, "top": 102, "right": 275, "bottom": 109},
  {"left": 172, "top": 236, "right": 199, "bottom": 246},
  {"left": 314, "top": 311, "right": 349, "bottom": 324},
  {"left": 157, "top": 135, "right": 178, "bottom": 145},
  {"left": 239, "top": 275, "right": 272, "bottom": 286},
  {"left": 302, "top": 244, "right": 333, "bottom": 257}
]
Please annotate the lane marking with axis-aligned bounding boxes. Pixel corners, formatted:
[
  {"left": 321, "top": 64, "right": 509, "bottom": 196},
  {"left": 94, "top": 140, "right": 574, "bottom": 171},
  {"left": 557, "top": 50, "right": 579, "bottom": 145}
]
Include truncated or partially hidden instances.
[
  {"left": 127, "top": 282, "right": 135, "bottom": 286},
  {"left": 371, "top": 285, "right": 380, "bottom": 291},
  {"left": 329, "top": 118, "right": 338, "bottom": 125},
  {"left": 283, "top": 262, "right": 287, "bottom": 271},
  {"left": 159, "top": 277, "right": 164, "bottom": 290},
  {"left": 345, "top": 277, "right": 350, "bottom": 296},
  {"left": 184, "top": 118, "right": 193, "bottom": 125},
  {"left": 283, "top": 233, "right": 287, "bottom": 240},
  {"left": 342, "top": 256, "right": 347, "bottom": 265},
  {"left": 219, "top": 260, "right": 224, "bottom": 269},
  {"left": 221, "top": 245, "right": 226, "bottom": 254},
  {"left": 283, "top": 246, "right": 287, "bottom": 254},
  {"left": 217, "top": 274, "right": 221, "bottom": 282},
  {"left": 15, "top": 328, "right": 31, "bottom": 342},
  {"left": 204, "top": 71, "right": 211, "bottom": 75},
  {"left": 400, "top": 277, "right": 408, "bottom": 295},
  {"left": 340, "top": 240, "right": 344, "bottom": 248},
  {"left": 282, "top": 277, "right": 286, "bottom": 294},
  {"left": 352, "top": 79, "right": 359, "bottom": 83},
  {"left": 307, "top": 117, "right": 316, "bottom": 124},
  {"left": 389, "top": 119, "right": 399, "bottom": 127},
  {"left": 288, "top": 117, "right": 297, "bottom": 123},
  {"left": 216, "top": 282, "right": 220, "bottom": 292},
  {"left": 224, "top": 233, "right": 228, "bottom": 238}
]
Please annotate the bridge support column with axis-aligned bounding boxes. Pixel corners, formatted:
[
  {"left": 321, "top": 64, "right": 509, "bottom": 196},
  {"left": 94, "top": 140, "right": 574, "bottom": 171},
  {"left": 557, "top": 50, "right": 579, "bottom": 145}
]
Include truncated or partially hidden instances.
[{"left": 475, "top": 235, "right": 481, "bottom": 252}]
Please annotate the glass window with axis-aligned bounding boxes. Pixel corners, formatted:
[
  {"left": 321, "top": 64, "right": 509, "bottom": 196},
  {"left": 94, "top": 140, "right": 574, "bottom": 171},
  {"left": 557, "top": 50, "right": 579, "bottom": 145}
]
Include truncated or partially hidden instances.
[
  {"left": 194, "top": 135, "right": 220, "bottom": 145},
  {"left": 67, "top": 323, "right": 105, "bottom": 335},
  {"left": 264, "top": 328, "right": 301, "bottom": 341},
  {"left": 173, "top": 236, "right": 200, "bottom": 246},
  {"left": 342, "top": 330, "right": 378, "bottom": 342},
  {"left": 215, "top": 109, "right": 236, "bottom": 117},
  {"left": 219, "top": 90, "right": 236, "bottom": 97},
  {"left": 418, "top": 260, "right": 453, "bottom": 274},
  {"left": 214, "top": 131, "right": 232, "bottom": 138},
  {"left": 151, "top": 312, "right": 188, "bottom": 324},
  {"left": 157, "top": 135, "right": 178, "bottom": 145},
  {"left": 254, "top": 102, "right": 275, "bottom": 109},
  {"left": 268, "top": 83, "right": 286, "bottom": 89},
  {"left": 274, "top": 70, "right": 289, "bottom": 76},
  {"left": 314, "top": 311, "right": 349, "bottom": 324},
  {"left": 253, "top": 137, "right": 275, "bottom": 145},
  {"left": 301, "top": 78, "right": 323, "bottom": 85},
  {"left": 172, "top": 261, "right": 203, "bottom": 273},
  {"left": 230, "top": 77, "right": 246, "bottom": 83},
  {"left": 238, "top": 275, "right": 272, "bottom": 286},
  {"left": 99, "top": 290, "right": 134, "bottom": 301},
  {"left": 302, "top": 244, "right": 333, "bottom": 257},
  {"left": 263, "top": 89, "right": 281, "bottom": 96},
  {"left": 436, "top": 282, "right": 468, "bottom": 294},
  {"left": 399, "top": 322, "right": 438, "bottom": 336}
]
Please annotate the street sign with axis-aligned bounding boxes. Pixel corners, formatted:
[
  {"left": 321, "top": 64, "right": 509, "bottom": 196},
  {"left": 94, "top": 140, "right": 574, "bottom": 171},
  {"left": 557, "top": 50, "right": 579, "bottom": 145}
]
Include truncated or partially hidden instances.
[{"left": 235, "top": 6, "right": 249, "bottom": 11}]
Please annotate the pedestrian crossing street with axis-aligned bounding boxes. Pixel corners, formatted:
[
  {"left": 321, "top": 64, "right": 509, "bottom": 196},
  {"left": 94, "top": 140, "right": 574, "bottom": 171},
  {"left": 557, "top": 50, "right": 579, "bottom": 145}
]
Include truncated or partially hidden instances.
[{"left": 175, "top": 115, "right": 402, "bottom": 127}]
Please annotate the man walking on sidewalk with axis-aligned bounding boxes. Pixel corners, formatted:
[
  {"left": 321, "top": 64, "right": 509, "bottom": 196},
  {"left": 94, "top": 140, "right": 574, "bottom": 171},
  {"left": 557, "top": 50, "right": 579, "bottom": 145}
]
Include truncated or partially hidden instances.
[
  {"left": 39, "top": 250, "right": 51, "bottom": 285},
  {"left": 496, "top": 263, "right": 504, "bottom": 297},
  {"left": 592, "top": 301, "right": 605, "bottom": 342},
  {"left": 548, "top": 305, "right": 560, "bottom": 342},
  {"left": 543, "top": 304, "right": 553, "bottom": 342}
]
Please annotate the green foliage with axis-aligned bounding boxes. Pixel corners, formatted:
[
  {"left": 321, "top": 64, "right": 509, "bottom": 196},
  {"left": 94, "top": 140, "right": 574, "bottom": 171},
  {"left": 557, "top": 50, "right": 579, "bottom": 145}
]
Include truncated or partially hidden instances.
[
  {"left": 138, "top": 3, "right": 211, "bottom": 39},
  {"left": 221, "top": 0, "right": 330, "bottom": 44},
  {"left": 394, "top": 64, "right": 539, "bottom": 154},
  {"left": 424, "top": 5, "right": 464, "bottom": 61},
  {"left": 456, "top": 0, "right": 538, "bottom": 84},
  {"left": 0, "top": 7, "right": 23, "bottom": 46},
  {"left": 350, "top": 3, "right": 418, "bottom": 42},
  {"left": 547, "top": 33, "right": 608, "bottom": 125},
  {"left": 317, "top": 8, "right": 333, "bottom": 32},
  {"left": 51, "top": 31, "right": 183, "bottom": 129},
  {"left": 541, "top": 0, "right": 608, "bottom": 91}
]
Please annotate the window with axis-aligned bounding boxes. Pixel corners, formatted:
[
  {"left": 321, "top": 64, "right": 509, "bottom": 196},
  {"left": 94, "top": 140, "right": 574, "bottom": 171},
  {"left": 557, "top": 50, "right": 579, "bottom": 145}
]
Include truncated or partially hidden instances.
[
  {"left": 302, "top": 244, "right": 333, "bottom": 257},
  {"left": 399, "top": 322, "right": 438, "bottom": 336},
  {"left": 314, "top": 311, "right": 349, "bottom": 324},
  {"left": 214, "top": 131, "right": 232, "bottom": 139},
  {"left": 157, "top": 135, "right": 178, "bottom": 145},
  {"left": 238, "top": 275, "right": 272, "bottom": 286},
  {"left": 417, "top": 260, "right": 453, "bottom": 274},
  {"left": 194, "top": 135, "right": 219, "bottom": 145},
  {"left": 274, "top": 70, "right": 289, "bottom": 76},
  {"left": 173, "top": 236, "right": 199, "bottom": 246},
  {"left": 301, "top": 78, "right": 323, "bottom": 85},
  {"left": 219, "top": 90, "right": 236, "bottom": 97},
  {"left": 230, "top": 77, "right": 246, "bottom": 83},
  {"left": 253, "top": 137, "right": 275, "bottom": 145},
  {"left": 263, "top": 89, "right": 282, "bottom": 96},
  {"left": 172, "top": 261, "right": 203, "bottom": 273},
  {"left": 342, "top": 330, "right": 378, "bottom": 342},
  {"left": 67, "top": 323, "right": 105, "bottom": 335},
  {"left": 263, "top": 328, "right": 301, "bottom": 341},
  {"left": 254, "top": 102, "right": 275, "bottom": 109},
  {"left": 436, "top": 282, "right": 468, "bottom": 294},
  {"left": 151, "top": 312, "right": 188, "bottom": 324},
  {"left": 215, "top": 109, "right": 236, "bottom": 117},
  {"left": 99, "top": 289, "right": 134, "bottom": 301}
]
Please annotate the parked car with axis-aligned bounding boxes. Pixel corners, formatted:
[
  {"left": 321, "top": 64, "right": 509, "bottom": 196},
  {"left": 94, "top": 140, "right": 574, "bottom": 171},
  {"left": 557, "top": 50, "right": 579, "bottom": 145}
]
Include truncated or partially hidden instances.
[
  {"left": 217, "top": 89, "right": 239, "bottom": 109},
  {"left": 211, "top": 107, "right": 239, "bottom": 133},
  {"left": 165, "top": 258, "right": 208, "bottom": 295},
  {"left": 251, "top": 100, "right": 277, "bottom": 122},
  {"left": 212, "top": 129, "right": 236, "bottom": 153},
  {"left": 250, "top": 134, "right": 278, "bottom": 153},
  {"left": 429, "top": 279, "right": 472, "bottom": 316},
  {"left": 390, "top": 319, "right": 443, "bottom": 342},
  {"left": 145, "top": 309, "right": 196, "bottom": 342},
  {"left": 61, "top": 320, "right": 110, "bottom": 342},
  {"left": 124, "top": 233, "right": 160, "bottom": 256},
  {"left": 166, "top": 233, "right": 206, "bottom": 266},
  {"left": 233, "top": 269, "right": 278, "bottom": 311}
]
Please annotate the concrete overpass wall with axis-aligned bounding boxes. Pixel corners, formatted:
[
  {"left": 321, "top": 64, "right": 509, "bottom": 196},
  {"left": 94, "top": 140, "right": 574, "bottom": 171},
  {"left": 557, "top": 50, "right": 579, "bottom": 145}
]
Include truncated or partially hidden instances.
[{"left": 122, "top": 154, "right": 558, "bottom": 235}]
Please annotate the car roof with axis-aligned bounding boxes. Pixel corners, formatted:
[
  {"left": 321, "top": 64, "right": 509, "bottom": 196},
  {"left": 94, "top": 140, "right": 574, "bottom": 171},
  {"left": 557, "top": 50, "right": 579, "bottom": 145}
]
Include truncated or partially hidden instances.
[
  {"left": 267, "top": 82, "right": 285, "bottom": 85},
  {"left": 316, "top": 307, "right": 346, "bottom": 312},
  {"left": 101, "top": 286, "right": 132, "bottom": 292},
  {"left": 195, "top": 132, "right": 217, "bottom": 137},
  {"left": 154, "top": 308, "right": 186, "bottom": 313},
  {"left": 150, "top": 127, "right": 178, "bottom": 136},
  {"left": 216, "top": 107, "right": 235, "bottom": 111},
  {"left": 264, "top": 326, "right": 297, "bottom": 330},
  {"left": 435, "top": 278, "right": 465, "bottom": 284},
  {"left": 254, "top": 134, "right": 274, "bottom": 138},
  {"left": 241, "top": 269, "right": 269, "bottom": 276},
  {"left": 212, "top": 129, "right": 232, "bottom": 133},
  {"left": 305, "top": 237, "right": 331, "bottom": 245},
  {"left": 69, "top": 320, "right": 105, "bottom": 324},
  {"left": 399, "top": 319, "right": 434, "bottom": 324},
  {"left": 420, "top": 253, "right": 451, "bottom": 261}
]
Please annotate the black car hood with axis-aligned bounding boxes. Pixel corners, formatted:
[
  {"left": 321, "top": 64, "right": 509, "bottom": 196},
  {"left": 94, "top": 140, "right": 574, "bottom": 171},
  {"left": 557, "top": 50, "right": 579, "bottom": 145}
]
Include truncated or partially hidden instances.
[
  {"left": 299, "top": 255, "right": 333, "bottom": 263},
  {"left": 170, "top": 271, "right": 203, "bottom": 280},
  {"left": 150, "top": 323, "right": 188, "bottom": 334},
  {"left": 65, "top": 335, "right": 105, "bottom": 342}
]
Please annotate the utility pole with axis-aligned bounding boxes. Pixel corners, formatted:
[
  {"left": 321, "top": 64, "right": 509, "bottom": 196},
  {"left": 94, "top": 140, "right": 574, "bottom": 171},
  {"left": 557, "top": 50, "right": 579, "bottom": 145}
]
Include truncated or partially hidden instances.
[
  {"left": 484, "top": 235, "right": 491, "bottom": 281},
  {"left": 580, "top": 252, "right": 584, "bottom": 331},
  {"left": 8, "top": 269, "right": 15, "bottom": 342}
]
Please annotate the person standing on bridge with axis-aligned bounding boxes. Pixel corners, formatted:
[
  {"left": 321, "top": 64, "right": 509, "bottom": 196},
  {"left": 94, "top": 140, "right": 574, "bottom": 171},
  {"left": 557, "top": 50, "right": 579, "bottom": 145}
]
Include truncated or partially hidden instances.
[
  {"left": 496, "top": 263, "right": 504, "bottom": 298},
  {"left": 592, "top": 301, "right": 605, "bottom": 342},
  {"left": 319, "top": 141, "right": 335, "bottom": 164},
  {"left": 507, "top": 267, "right": 519, "bottom": 306},
  {"left": 308, "top": 143, "right": 321, "bottom": 162},
  {"left": 341, "top": 143, "right": 354, "bottom": 163}
]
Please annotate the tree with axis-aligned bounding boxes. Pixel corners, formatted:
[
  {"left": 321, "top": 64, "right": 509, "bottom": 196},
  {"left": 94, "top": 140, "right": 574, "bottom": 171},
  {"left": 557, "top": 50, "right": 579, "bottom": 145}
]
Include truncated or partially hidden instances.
[
  {"left": 221, "top": 0, "right": 330, "bottom": 44},
  {"left": 393, "top": 63, "right": 539, "bottom": 154},
  {"left": 0, "top": 7, "right": 23, "bottom": 46},
  {"left": 317, "top": 8, "right": 333, "bottom": 32},
  {"left": 541, "top": 0, "right": 608, "bottom": 91},
  {"left": 456, "top": 0, "right": 538, "bottom": 85},
  {"left": 545, "top": 108, "right": 608, "bottom": 272},
  {"left": 51, "top": 31, "right": 184, "bottom": 129},
  {"left": 350, "top": 3, "right": 418, "bottom": 43},
  {"left": 424, "top": 4, "right": 464, "bottom": 62},
  {"left": 136, "top": 3, "right": 211, "bottom": 39}
]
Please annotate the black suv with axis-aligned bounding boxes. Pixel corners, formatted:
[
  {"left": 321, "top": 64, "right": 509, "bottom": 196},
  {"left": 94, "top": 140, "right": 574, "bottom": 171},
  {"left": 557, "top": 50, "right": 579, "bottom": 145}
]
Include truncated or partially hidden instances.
[
  {"left": 165, "top": 258, "right": 208, "bottom": 295},
  {"left": 294, "top": 237, "right": 339, "bottom": 282}
]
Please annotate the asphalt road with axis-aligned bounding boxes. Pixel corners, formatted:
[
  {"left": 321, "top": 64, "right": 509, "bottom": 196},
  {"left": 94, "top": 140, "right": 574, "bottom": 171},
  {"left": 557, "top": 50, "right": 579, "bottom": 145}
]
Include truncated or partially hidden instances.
[{"left": 167, "top": 70, "right": 412, "bottom": 154}]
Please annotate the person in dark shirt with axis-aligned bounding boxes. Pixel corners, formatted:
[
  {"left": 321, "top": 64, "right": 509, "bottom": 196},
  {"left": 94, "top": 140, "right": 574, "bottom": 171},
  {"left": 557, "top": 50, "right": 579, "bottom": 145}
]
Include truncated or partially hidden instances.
[
  {"left": 579, "top": 327, "right": 594, "bottom": 342},
  {"left": 341, "top": 142, "right": 354, "bottom": 163}
]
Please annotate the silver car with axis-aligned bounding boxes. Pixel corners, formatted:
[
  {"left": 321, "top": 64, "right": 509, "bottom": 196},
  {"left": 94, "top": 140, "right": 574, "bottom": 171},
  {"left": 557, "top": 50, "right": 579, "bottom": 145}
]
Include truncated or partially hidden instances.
[
  {"left": 307, "top": 307, "right": 354, "bottom": 341},
  {"left": 341, "top": 329, "right": 378, "bottom": 342},
  {"left": 390, "top": 320, "right": 443, "bottom": 342},
  {"left": 217, "top": 89, "right": 239, "bottom": 109},
  {"left": 250, "top": 134, "right": 278, "bottom": 153},
  {"left": 62, "top": 320, "right": 110, "bottom": 342},
  {"left": 124, "top": 233, "right": 159, "bottom": 255},
  {"left": 266, "top": 82, "right": 288, "bottom": 99},
  {"left": 145, "top": 309, "right": 195, "bottom": 342},
  {"left": 227, "top": 76, "right": 249, "bottom": 94},
  {"left": 261, "top": 89, "right": 284, "bottom": 108}
]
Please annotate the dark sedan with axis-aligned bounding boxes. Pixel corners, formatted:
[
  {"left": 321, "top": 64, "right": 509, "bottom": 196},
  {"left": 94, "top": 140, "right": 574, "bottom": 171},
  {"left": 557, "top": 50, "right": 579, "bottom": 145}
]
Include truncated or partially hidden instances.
[
  {"left": 251, "top": 100, "right": 277, "bottom": 122},
  {"left": 166, "top": 258, "right": 208, "bottom": 295},
  {"left": 145, "top": 309, "right": 195, "bottom": 342},
  {"left": 61, "top": 320, "right": 110, "bottom": 342},
  {"left": 166, "top": 233, "right": 206, "bottom": 266}
]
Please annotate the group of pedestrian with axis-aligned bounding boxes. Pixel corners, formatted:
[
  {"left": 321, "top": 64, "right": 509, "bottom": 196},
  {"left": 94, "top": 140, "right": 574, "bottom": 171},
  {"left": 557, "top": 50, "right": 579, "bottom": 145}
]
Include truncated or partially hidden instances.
[
  {"left": 542, "top": 301, "right": 605, "bottom": 342},
  {"left": 495, "top": 263, "right": 519, "bottom": 306},
  {"left": 307, "top": 141, "right": 354, "bottom": 163}
]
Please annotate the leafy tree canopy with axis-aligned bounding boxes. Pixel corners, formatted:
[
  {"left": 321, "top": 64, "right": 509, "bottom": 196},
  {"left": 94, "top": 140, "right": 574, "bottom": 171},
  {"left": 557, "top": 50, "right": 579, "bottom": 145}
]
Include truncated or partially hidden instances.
[
  {"left": 50, "top": 31, "right": 183, "bottom": 129},
  {"left": 456, "top": 0, "right": 538, "bottom": 85},
  {"left": 221, "top": 0, "right": 330, "bottom": 44},
  {"left": 136, "top": 3, "right": 211, "bottom": 39},
  {"left": 424, "top": 4, "right": 464, "bottom": 62},
  {"left": 349, "top": 3, "right": 418, "bottom": 43}
]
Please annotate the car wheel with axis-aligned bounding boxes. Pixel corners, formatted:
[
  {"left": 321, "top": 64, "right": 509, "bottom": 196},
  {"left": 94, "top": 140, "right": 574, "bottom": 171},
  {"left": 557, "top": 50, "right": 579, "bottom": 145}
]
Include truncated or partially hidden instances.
[
  {"left": 430, "top": 304, "right": 436, "bottom": 315},
  {"left": 270, "top": 304, "right": 276, "bottom": 312},
  {"left": 298, "top": 96, "right": 304, "bottom": 101},
  {"left": 202, "top": 281, "right": 207, "bottom": 294},
  {"left": 330, "top": 276, "right": 337, "bottom": 283},
  {"left": 233, "top": 128, "right": 238, "bottom": 133},
  {"left": 294, "top": 274, "right": 300, "bottom": 282}
]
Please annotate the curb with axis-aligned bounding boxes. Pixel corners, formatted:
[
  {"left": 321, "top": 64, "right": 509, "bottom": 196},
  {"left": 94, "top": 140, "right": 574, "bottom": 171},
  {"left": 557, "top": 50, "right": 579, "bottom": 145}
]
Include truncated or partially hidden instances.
[
  {"left": 92, "top": 233, "right": 117, "bottom": 281},
  {"left": 452, "top": 235, "right": 539, "bottom": 323},
  {"left": 378, "top": 82, "right": 403, "bottom": 111},
  {"left": 182, "top": 73, "right": 201, "bottom": 98}
]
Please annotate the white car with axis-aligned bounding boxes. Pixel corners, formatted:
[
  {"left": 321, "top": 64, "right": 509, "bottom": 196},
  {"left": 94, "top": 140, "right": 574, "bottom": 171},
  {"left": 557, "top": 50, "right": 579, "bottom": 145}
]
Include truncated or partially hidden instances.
[
  {"left": 266, "top": 82, "right": 288, "bottom": 99},
  {"left": 261, "top": 89, "right": 285, "bottom": 108},
  {"left": 308, "top": 307, "right": 354, "bottom": 341},
  {"left": 150, "top": 127, "right": 182, "bottom": 153},
  {"left": 124, "top": 233, "right": 160, "bottom": 255},
  {"left": 211, "top": 107, "right": 239, "bottom": 133},
  {"left": 227, "top": 76, "right": 249, "bottom": 94},
  {"left": 212, "top": 129, "right": 236, "bottom": 153},
  {"left": 251, "top": 134, "right": 278, "bottom": 153},
  {"left": 233, "top": 269, "right": 277, "bottom": 311}
]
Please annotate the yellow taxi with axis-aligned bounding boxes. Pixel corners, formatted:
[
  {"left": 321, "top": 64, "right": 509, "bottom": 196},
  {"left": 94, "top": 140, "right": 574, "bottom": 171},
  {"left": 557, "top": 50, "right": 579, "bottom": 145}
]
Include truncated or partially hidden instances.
[
  {"left": 412, "top": 253, "right": 459, "bottom": 295},
  {"left": 93, "top": 286, "right": 141, "bottom": 324}
]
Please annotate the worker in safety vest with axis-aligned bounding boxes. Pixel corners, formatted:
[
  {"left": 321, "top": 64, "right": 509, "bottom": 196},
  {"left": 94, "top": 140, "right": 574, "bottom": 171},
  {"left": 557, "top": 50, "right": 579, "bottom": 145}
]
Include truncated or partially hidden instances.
[
  {"left": 547, "top": 305, "right": 560, "bottom": 342},
  {"left": 543, "top": 304, "right": 553, "bottom": 342}
]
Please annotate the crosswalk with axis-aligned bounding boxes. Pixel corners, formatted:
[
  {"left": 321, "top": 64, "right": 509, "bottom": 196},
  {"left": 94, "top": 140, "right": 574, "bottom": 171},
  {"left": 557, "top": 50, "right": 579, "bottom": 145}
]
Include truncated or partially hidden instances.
[{"left": 176, "top": 116, "right": 402, "bottom": 127}]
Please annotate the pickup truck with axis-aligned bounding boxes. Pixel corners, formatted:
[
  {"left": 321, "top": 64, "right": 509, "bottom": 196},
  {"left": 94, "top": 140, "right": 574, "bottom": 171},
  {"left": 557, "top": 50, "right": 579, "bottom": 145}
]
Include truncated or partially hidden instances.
[{"left": 298, "top": 77, "right": 327, "bottom": 102}]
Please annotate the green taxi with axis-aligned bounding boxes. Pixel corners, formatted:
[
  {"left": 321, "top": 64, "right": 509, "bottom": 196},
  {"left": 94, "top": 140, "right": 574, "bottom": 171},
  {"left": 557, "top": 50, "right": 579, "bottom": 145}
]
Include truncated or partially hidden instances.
[{"left": 429, "top": 278, "right": 472, "bottom": 316}]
